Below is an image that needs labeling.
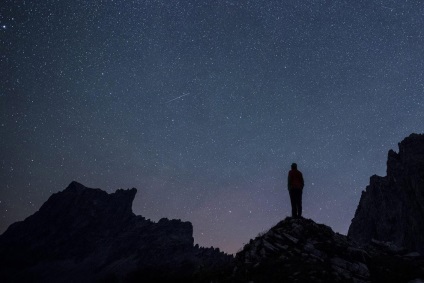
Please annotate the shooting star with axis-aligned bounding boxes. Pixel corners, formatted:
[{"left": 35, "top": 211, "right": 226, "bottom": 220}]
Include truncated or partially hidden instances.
[
  {"left": 381, "top": 6, "right": 394, "bottom": 12},
  {"left": 166, "top": 93, "right": 190, "bottom": 103}
]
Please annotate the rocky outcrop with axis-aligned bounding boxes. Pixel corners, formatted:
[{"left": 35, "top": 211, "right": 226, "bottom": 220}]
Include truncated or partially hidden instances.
[
  {"left": 348, "top": 133, "right": 424, "bottom": 253},
  {"left": 229, "top": 217, "right": 424, "bottom": 283},
  {"left": 0, "top": 181, "right": 233, "bottom": 282}
]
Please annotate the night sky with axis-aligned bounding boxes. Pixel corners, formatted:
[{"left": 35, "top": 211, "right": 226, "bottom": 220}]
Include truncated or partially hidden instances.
[{"left": 1, "top": 0, "right": 423, "bottom": 254}]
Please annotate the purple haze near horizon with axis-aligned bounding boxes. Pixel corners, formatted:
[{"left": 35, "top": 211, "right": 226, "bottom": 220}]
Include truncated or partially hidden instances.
[{"left": 1, "top": 0, "right": 423, "bottom": 253}]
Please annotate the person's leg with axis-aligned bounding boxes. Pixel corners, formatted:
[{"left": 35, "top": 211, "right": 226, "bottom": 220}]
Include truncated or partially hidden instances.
[
  {"left": 289, "top": 189, "right": 297, "bottom": 217},
  {"left": 292, "top": 189, "right": 301, "bottom": 218},
  {"left": 297, "top": 189, "right": 303, "bottom": 217}
]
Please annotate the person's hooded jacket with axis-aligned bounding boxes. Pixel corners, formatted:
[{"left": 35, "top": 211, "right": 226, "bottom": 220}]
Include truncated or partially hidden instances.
[{"left": 288, "top": 169, "right": 304, "bottom": 190}]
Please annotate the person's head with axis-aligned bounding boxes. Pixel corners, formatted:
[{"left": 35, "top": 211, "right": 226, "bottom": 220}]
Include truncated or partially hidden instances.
[{"left": 291, "top": 163, "right": 297, "bottom": 170}]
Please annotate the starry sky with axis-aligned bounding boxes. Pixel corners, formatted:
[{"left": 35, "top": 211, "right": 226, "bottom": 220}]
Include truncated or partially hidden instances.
[{"left": 1, "top": 0, "right": 423, "bottom": 254}]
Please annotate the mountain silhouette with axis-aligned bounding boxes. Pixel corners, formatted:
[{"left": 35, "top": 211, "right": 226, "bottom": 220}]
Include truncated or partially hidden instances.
[
  {"left": 0, "top": 181, "right": 233, "bottom": 282},
  {"left": 1, "top": 133, "right": 424, "bottom": 282}
]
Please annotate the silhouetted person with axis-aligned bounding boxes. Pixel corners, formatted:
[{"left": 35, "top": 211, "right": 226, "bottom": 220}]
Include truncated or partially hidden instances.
[{"left": 288, "top": 163, "right": 304, "bottom": 218}]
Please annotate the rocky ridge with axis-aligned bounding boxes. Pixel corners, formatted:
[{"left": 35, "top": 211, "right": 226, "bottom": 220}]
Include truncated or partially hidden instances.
[
  {"left": 348, "top": 133, "right": 424, "bottom": 253},
  {"left": 0, "top": 181, "right": 233, "bottom": 282},
  {"left": 229, "top": 217, "right": 424, "bottom": 283}
]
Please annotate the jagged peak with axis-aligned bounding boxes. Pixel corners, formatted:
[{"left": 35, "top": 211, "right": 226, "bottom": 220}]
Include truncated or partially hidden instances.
[
  {"left": 390, "top": 133, "right": 424, "bottom": 158},
  {"left": 64, "top": 181, "right": 137, "bottom": 196},
  {"left": 32, "top": 181, "right": 139, "bottom": 224},
  {"left": 400, "top": 132, "right": 424, "bottom": 143},
  {"left": 349, "top": 133, "right": 424, "bottom": 254},
  {"left": 65, "top": 180, "right": 88, "bottom": 190},
  {"left": 398, "top": 133, "right": 424, "bottom": 160}
]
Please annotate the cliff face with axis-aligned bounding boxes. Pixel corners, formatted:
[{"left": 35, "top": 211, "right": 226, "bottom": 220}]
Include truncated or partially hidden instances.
[
  {"left": 348, "top": 133, "right": 424, "bottom": 253},
  {"left": 0, "top": 181, "right": 232, "bottom": 282}
]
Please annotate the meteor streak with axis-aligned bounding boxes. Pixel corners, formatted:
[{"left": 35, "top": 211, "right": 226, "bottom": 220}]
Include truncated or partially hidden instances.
[{"left": 166, "top": 93, "right": 189, "bottom": 103}]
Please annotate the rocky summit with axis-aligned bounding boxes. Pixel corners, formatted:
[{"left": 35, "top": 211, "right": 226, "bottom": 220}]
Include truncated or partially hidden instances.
[
  {"left": 0, "top": 181, "right": 233, "bottom": 283},
  {"left": 229, "top": 217, "right": 424, "bottom": 283},
  {"left": 348, "top": 133, "right": 424, "bottom": 254}
]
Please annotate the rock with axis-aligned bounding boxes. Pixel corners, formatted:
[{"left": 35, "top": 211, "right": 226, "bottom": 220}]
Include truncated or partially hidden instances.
[
  {"left": 0, "top": 181, "right": 233, "bottom": 282},
  {"left": 282, "top": 232, "right": 299, "bottom": 244},
  {"left": 348, "top": 133, "right": 424, "bottom": 254},
  {"left": 405, "top": 252, "right": 421, "bottom": 258},
  {"left": 230, "top": 217, "right": 424, "bottom": 282}
]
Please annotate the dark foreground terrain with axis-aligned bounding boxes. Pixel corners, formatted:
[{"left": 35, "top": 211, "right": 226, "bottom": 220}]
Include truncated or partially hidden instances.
[
  {"left": 230, "top": 217, "right": 424, "bottom": 283},
  {"left": 1, "top": 182, "right": 423, "bottom": 283},
  {"left": 1, "top": 134, "right": 423, "bottom": 282}
]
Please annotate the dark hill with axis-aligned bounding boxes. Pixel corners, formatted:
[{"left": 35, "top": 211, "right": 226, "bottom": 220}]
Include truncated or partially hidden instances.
[{"left": 0, "top": 181, "right": 233, "bottom": 282}]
